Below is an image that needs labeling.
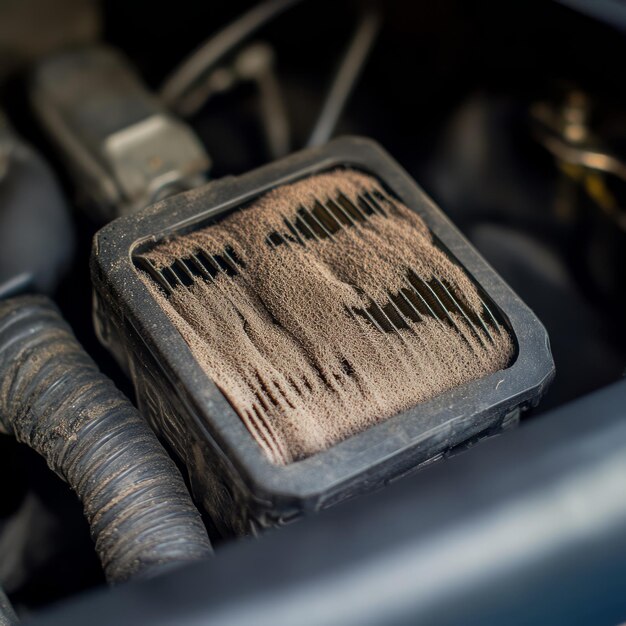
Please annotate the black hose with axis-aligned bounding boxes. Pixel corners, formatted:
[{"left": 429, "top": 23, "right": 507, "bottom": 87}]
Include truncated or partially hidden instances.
[
  {"left": 0, "top": 296, "right": 212, "bottom": 584},
  {"left": 0, "top": 112, "right": 74, "bottom": 296}
]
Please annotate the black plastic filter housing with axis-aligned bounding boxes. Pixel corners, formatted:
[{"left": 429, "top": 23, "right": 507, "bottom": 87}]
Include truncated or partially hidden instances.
[{"left": 91, "top": 137, "right": 554, "bottom": 535}]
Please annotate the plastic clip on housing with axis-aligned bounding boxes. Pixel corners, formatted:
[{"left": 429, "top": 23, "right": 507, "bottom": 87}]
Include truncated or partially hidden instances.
[{"left": 92, "top": 137, "right": 555, "bottom": 536}]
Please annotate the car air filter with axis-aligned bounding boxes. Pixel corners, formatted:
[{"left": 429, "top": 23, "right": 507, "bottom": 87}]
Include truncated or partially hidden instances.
[{"left": 92, "top": 137, "right": 554, "bottom": 535}]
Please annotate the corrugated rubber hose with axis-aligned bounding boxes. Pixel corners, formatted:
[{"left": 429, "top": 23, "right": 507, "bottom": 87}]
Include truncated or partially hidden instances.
[{"left": 0, "top": 295, "right": 212, "bottom": 584}]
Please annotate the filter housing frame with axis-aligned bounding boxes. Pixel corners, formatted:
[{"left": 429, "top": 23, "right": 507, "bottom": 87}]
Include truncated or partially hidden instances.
[{"left": 91, "top": 136, "right": 554, "bottom": 534}]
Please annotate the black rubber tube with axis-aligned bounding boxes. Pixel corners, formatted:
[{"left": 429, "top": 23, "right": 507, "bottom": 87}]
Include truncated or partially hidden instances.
[
  {"left": 0, "top": 114, "right": 74, "bottom": 296},
  {"left": 0, "top": 296, "right": 212, "bottom": 584}
]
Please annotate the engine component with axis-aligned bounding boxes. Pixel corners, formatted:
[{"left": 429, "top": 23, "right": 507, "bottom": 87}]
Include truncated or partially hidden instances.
[
  {"left": 30, "top": 46, "right": 210, "bottom": 221},
  {"left": 0, "top": 111, "right": 74, "bottom": 297},
  {"left": 531, "top": 88, "right": 626, "bottom": 317},
  {"left": 92, "top": 137, "right": 554, "bottom": 535},
  {"left": 0, "top": 296, "right": 212, "bottom": 584}
]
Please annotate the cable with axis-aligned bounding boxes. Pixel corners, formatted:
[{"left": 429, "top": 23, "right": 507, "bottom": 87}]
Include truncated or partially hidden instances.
[
  {"left": 307, "top": 5, "right": 381, "bottom": 147},
  {"left": 160, "top": 0, "right": 306, "bottom": 112},
  {"left": 235, "top": 43, "right": 291, "bottom": 158}
]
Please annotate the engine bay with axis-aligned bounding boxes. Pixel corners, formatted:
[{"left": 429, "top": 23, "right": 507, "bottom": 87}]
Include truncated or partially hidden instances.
[{"left": 0, "top": 1, "right": 625, "bottom": 623}]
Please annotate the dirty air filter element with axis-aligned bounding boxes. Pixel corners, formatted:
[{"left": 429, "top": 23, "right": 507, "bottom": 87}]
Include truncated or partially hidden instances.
[
  {"left": 137, "top": 171, "right": 514, "bottom": 464},
  {"left": 92, "top": 137, "right": 554, "bottom": 535}
]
